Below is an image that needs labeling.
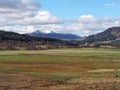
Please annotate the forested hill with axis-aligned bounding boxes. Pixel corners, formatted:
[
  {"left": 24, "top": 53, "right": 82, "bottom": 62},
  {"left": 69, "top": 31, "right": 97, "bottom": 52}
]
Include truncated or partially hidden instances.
[
  {"left": 0, "top": 30, "right": 60, "bottom": 42},
  {"left": 83, "top": 27, "right": 120, "bottom": 43},
  {"left": 0, "top": 30, "right": 66, "bottom": 50}
]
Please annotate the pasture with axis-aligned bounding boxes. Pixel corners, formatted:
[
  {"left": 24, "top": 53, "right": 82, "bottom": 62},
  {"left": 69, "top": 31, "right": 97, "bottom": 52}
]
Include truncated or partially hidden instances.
[{"left": 0, "top": 48, "right": 120, "bottom": 90}]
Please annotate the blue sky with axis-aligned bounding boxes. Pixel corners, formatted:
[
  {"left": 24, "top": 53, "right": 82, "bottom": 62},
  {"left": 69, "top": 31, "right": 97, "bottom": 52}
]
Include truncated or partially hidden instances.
[
  {"left": 39, "top": 0, "right": 120, "bottom": 19},
  {"left": 0, "top": 0, "right": 120, "bottom": 36}
]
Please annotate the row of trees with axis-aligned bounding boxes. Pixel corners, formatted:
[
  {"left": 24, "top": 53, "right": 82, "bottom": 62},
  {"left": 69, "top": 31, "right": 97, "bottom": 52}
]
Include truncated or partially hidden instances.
[{"left": 0, "top": 30, "right": 67, "bottom": 50}]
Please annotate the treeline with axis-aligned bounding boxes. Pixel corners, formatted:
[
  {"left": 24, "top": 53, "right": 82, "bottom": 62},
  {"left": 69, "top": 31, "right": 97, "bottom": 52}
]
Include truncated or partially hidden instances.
[
  {"left": 0, "top": 30, "right": 66, "bottom": 50},
  {"left": 0, "top": 30, "right": 62, "bottom": 42},
  {"left": 111, "top": 40, "right": 120, "bottom": 48}
]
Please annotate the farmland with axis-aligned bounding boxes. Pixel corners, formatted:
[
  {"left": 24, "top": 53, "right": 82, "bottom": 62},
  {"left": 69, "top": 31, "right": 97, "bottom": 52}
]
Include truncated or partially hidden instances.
[{"left": 0, "top": 48, "right": 120, "bottom": 90}]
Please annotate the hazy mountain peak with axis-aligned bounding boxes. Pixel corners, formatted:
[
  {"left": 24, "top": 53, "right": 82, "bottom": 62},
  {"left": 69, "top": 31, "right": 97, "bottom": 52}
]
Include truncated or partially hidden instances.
[{"left": 27, "top": 30, "right": 82, "bottom": 40}]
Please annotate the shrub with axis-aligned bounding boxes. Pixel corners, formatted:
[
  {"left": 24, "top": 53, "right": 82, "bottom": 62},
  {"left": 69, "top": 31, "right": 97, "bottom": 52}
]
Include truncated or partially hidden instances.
[{"left": 115, "top": 72, "right": 120, "bottom": 77}]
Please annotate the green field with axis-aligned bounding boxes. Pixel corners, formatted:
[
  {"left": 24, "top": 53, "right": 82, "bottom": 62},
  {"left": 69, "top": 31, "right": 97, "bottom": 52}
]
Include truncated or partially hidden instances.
[{"left": 0, "top": 48, "right": 120, "bottom": 90}]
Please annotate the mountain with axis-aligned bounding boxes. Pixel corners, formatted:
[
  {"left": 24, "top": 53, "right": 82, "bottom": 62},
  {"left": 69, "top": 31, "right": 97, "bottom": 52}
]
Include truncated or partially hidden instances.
[
  {"left": 80, "top": 27, "right": 120, "bottom": 48},
  {"left": 27, "top": 30, "right": 82, "bottom": 40},
  {"left": 83, "top": 27, "right": 120, "bottom": 43},
  {"left": 0, "top": 30, "right": 66, "bottom": 50}
]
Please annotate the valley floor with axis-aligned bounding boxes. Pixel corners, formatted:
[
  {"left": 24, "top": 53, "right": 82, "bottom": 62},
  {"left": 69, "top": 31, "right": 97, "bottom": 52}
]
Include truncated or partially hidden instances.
[{"left": 0, "top": 48, "right": 120, "bottom": 90}]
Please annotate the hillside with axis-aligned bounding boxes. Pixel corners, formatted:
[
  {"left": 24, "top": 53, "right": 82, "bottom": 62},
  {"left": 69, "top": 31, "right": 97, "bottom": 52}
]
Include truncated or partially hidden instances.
[
  {"left": 80, "top": 27, "right": 120, "bottom": 48},
  {"left": 0, "top": 30, "right": 66, "bottom": 50},
  {"left": 83, "top": 27, "right": 120, "bottom": 43},
  {"left": 27, "top": 30, "right": 82, "bottom": 40}
]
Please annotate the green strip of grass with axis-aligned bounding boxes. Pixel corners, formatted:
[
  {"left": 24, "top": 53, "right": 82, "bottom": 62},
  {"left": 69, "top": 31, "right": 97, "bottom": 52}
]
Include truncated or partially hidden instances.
[
  {"left": 25, "top": 72, "right": 78, "bottom": 80},
  {"left": 0, "top": 68, "right": 24, "bottom": 74}
]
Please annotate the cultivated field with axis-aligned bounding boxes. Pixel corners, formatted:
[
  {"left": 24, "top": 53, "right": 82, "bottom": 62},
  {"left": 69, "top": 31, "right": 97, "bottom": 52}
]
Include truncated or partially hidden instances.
[{"left": 0, "top": 48, "right": 120, "bottom": 90}]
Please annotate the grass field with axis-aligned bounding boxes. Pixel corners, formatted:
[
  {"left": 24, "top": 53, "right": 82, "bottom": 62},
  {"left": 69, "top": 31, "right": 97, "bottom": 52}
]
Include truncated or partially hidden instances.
[{"left": 0, "top": 48, "right": 120, "bottom": 90}]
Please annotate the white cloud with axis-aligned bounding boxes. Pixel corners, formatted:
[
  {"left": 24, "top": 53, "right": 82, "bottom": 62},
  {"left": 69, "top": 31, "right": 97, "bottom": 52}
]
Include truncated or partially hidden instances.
[
  {"left": 0, "top": 11, "right": 63, "bottom": 26},
  {"left": 0, "top": 0, "right": 63, "bottom": 26},
  {"left": 0, "top": 25, "right": 35, "bottom": 34},
  {"left": 1, "top": 14, "right": 120, "bottom": 36},
  {"left": 77, "top": 15, "right": 96, "bottom": 23},
  {"left": 0, "top": 0, "right": 39, "bottom": 12},
  {"left": 65, "top": 15, "right": 120, "bottom": 35},
  {"left": 23, "top": 11, "right": 63, "bottom": 25}
]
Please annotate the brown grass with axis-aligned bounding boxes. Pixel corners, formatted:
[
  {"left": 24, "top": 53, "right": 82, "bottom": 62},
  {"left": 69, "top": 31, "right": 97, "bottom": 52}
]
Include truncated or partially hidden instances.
[{"left": 0, "top": 48, "right": 120, "bottom": 89}]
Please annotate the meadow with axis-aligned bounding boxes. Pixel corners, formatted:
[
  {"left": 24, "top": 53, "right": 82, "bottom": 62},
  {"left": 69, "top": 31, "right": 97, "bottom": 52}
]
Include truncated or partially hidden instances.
[{"left": 0, "top": 48, "right": 120, "bottom": 90}]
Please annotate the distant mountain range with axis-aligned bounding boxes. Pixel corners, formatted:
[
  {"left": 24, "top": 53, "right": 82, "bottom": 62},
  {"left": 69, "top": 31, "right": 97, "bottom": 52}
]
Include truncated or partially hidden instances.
[
  {"left": 0, "top": 26, "right": 120, "bottom": 50},
  {"left": 27, "top": 30, "right": 82, "bottom": 40}
]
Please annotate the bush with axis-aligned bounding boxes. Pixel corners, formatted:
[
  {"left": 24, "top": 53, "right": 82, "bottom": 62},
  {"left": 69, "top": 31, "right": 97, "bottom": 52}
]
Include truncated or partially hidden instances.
[{"left": 115, "top": 72, "right": 120, "bottom": 77}]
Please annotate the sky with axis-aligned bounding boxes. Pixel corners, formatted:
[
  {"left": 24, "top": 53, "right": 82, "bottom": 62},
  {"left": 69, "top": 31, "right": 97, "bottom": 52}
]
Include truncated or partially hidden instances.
[{"left": 0, "top": 0, "right": 120, "bottom": 36}]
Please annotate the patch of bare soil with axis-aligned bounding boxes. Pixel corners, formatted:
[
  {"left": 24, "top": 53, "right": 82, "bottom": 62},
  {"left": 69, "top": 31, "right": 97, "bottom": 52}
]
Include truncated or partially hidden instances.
[{"left": 0, "top": 74, "right": 65, "bottom": 90}]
